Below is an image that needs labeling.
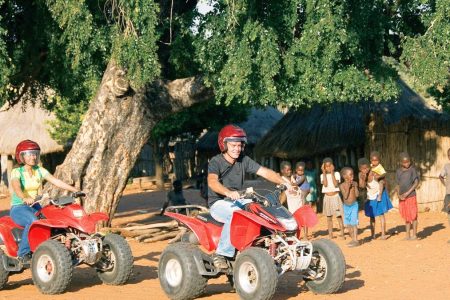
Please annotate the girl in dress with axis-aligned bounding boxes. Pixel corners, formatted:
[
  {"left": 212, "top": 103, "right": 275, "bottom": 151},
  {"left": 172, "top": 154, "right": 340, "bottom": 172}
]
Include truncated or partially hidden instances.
[{"left": 363, "top": 152, "right": 393, "bottom": 239}]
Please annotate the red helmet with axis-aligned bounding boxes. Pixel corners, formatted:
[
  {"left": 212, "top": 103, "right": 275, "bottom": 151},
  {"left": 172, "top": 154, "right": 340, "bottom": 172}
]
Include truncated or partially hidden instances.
[
  {"left": 15, "top": 140, "right": 41, "bottom": 164},
  {"left": 218, "top": 124, "right": 247, "bottom": 152}
]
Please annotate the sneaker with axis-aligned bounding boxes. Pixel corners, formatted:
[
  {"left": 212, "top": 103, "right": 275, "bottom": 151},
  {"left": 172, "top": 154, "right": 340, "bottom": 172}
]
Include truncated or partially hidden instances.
[
  {"left": 212, "top": 254, "right": 228, "bottom": 269},
  {"left": 18, "top": 253, "right": 32, "bottom": 265}
]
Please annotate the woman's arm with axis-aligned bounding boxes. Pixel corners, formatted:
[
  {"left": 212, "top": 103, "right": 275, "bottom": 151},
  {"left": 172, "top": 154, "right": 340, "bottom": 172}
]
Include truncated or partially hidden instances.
[
  {"left": 45, "top": 174, "right": 79, "bottom": 193},
  {"left": 11, "top": 178, "right": 34, "bottom": 204}
]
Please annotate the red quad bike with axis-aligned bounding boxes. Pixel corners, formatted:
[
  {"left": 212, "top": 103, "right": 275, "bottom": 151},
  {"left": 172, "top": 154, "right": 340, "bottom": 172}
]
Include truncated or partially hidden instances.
[
  {"left": 158, "top": 186, "right": 346, "bottom": 300},
  {"left": 0, "top": 192, "right": 133, "bottom": 294}
]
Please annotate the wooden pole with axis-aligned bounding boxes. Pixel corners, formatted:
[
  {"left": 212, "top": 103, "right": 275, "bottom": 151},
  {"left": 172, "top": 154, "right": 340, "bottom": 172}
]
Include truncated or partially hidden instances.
[{"left": 0, "top": 154, "right": 8, "bottom": 187}]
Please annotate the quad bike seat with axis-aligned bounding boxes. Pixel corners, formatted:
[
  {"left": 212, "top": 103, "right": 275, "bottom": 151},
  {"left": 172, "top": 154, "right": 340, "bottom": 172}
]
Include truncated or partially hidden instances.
[{"left": 196, "top": 213, "right": 224, "bottom": 227}]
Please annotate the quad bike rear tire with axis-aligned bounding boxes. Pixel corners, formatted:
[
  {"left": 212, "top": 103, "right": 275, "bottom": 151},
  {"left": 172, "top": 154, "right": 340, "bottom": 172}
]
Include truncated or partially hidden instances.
[
  {"left": 305, "top": 239, "right": 346, "bottom": 294},
  {"left": 234, "top": 247, "right": 278, "bottom": 300},
  {"left": 96, "top": 233, "right": 133, "bottom": 285},
  {"left": 158, "top": 242, "right": 207, "bottom": 300},
  {"left": 31, "top": 239, "right": 73, "bottom": 294},
  {"left": 0, "top": 249, "right": 9, "bottom": 290}
]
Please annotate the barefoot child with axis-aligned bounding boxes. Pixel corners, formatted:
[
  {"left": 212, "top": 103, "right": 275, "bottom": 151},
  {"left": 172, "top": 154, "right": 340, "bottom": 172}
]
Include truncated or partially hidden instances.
[
  {"left": 439, "top": 148, "right": 450, "bottom": 243},
  {"left": 279, "top": 161, "right": 303, "bottom": 212},
  {"left": 320, "top": 158, "right": 344, "bottom": 239},
  {"left": 292, "top": 161, "right": 311, "bottom": 239},
  {"left": 340, "top": 167, "right": 360, "bottom": 247},
  {"left": 396, "top": 152, "right": 420, "bottom": 240},
  {"left": 305, "top": 160, "right": 318, "bottom": 207},
  {"left": 357, "top": 158, "right": 370, "bottom": 210},
  {"left": 364, "top": 151, "right": 393, "bottom": 239}
]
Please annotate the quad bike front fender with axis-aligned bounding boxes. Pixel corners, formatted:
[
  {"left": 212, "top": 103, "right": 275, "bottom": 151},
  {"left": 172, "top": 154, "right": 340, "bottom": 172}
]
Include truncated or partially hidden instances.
[
  {"left": 28, "top": 219, "right": 68, "bottom": 252},
  {"left": 89, "top": 212, "right": 109, "bottom": 222},
  {"left": 230, "top": 210, "right": 285, "bottom": 251}
]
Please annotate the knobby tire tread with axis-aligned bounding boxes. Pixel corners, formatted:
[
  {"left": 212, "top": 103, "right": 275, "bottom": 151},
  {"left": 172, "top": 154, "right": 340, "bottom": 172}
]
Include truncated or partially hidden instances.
[{"left": 306, "top": 239, "right": 346, "bottom": 294}]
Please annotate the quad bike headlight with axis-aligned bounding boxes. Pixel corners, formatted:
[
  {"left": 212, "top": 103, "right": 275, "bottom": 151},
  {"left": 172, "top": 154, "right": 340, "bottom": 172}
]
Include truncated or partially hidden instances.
[{"left": 277, "top": 216, "right": 298, "bottom": 231}]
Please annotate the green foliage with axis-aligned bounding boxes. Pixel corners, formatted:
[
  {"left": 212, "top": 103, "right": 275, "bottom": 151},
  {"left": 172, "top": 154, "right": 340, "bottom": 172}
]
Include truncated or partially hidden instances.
[
  {"left": 1, "top": 0, "right": 448, "bottom": 143},
  {"left": 400, "top": 0, "right": 450, "bottom": 108},
  {"left": 110, "top": 0, "right": 160, "bottom": 89},
  {"left": 194, "top": 0, "right": 400, "bottom": 107},
  {"left": 46, "top": 95, "right": 89, "bottom": 144},
  {"left": 0, "top": 0, "right": 12, "bottom": 104},
  {"left": 0, "top": 1, "right": 161, "bottom": 141}
]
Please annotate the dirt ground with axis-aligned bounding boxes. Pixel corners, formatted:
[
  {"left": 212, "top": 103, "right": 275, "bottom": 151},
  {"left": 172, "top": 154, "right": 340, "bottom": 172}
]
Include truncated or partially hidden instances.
[{"left": 0, "top": 181, "right": 449, "bottom": 300}]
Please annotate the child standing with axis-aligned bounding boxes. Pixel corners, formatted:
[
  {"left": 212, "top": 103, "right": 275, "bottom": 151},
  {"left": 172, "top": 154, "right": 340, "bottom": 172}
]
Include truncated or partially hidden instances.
[
  {"left": 305, "top": 160, "right": 318, "bottom": 206},
  {"left": 320, "top": 157, "right": 344, "bottom": 239},
  {"left": 364, "top": 151, "right": 393, "bottom": 239},
  {"left": 292, "top": 161, "right": 311, "bottom": 204},
  {"left": 279, "top": 161, "right": 302, "bottom": 212},
  {"left": 396, "top": 152, "right": 420, "bottom": 240},
  {"left": 292, "top": 161, "right": 311, "bottom": 239},
  {"left": 340, "top": 167, "right": 360, "bottom": 247},
  {"left": 357, "top": 158, "right": 370, "bottom": 210},
  {"left": 439, "top": 148, "right": 450, "bottom": 243}
]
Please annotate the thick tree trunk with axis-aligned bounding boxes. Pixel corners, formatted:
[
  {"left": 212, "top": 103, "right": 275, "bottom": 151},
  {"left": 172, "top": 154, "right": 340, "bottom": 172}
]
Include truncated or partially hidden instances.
[{"left": 45, "top": 60, "right": 211, "bottom": 223}]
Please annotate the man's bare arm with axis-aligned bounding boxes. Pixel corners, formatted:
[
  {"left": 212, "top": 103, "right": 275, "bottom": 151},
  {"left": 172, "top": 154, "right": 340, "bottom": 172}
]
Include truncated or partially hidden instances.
[
  {"left": 207, "top": 173, "right": 240, "bottom": 199},
  {"left": 256, "top": 167, "right": 284, "bottom": 185}
]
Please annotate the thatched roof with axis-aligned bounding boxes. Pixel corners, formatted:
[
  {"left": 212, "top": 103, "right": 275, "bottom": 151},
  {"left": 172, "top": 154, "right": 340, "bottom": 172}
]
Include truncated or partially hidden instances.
[
  {"left": 0, "top": 100, "right": 64, "bottom": 155},
  {"left": 196, "top": 107, "right": 283, "bottom": 151},
  {"left": 255, "top": 80, "right": 450, "bottom": 159}
]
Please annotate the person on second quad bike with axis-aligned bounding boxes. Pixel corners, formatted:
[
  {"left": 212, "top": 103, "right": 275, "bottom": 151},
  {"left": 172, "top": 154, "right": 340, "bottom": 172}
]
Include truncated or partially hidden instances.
[
  {"left": 10, "top": 140, "right": 81, "bottom": 264},
  {"left": 208, "top": 124, "right": 290, "bottom": 269}
]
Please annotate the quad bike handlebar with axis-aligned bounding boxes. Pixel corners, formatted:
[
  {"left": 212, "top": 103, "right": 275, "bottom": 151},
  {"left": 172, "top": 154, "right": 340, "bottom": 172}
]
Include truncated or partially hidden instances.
[
  {"left": 31, "top": 191, "right": 86, "bottom": 207},
  {"left": 224, "top": 184, "right": 288, "bottom": 207}
]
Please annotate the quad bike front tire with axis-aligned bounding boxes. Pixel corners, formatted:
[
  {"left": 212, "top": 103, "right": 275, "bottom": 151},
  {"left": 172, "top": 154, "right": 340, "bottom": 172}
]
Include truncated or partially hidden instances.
[
  {"left": 305, "top": 239, "right": 346, "bottom": 294},
  {"left": 234, "top": 247, "right": 278, "bottom": 300},
  {"left": 96, "top": 233, "right": 133, "bottom": 285},
  {"left": 31, "top": 239, "right": 73, "bottom": 294},
  {"left": 0, "top": 249, "right": 9, "bottom": 289},
  {"left": 158, "top": 242, "right": 207, "bottom": 300}
]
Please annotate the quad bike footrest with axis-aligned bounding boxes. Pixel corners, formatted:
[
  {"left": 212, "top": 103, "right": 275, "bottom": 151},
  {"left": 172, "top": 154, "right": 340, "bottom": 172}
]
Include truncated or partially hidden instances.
[
  {"left": 2, "top": 255, "right": 27, "bottom": 272},
  {"left": 193, "top": 251, "right": 221, "bottom": 276}
]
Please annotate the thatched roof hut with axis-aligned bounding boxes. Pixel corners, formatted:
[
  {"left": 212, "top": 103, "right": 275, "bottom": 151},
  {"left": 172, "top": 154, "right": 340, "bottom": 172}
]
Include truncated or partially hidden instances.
[
  {"left": 0, "top": 101, "right": 63, "bottom": 155},
  {"left": 255, "top": 80, "right": 450, "bottom": 211},
  {"left": 256, "top": 81, "right": 447, "bottom": 159},
  {"left": 0, "top": 100, "right": 64, "bottom": 191},
  {"left": 197, "top": 106, "right": 283, "bottom": 153}
]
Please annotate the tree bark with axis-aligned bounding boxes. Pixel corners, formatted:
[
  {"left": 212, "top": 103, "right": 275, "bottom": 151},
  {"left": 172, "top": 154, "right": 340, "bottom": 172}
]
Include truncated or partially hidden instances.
[{"left": 45, "top": 60, "right": 211, "bottom": 223}]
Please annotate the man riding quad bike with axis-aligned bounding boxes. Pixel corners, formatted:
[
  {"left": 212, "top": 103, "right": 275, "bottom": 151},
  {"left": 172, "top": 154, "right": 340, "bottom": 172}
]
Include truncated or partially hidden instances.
[{"left": 158, "top": 125, "right": 345, "bottom": 300}]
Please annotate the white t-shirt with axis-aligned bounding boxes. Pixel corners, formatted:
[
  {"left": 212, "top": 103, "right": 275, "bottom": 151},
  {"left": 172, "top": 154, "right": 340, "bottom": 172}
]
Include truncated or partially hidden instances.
[
  {"left": 320, "top": 172, "right": 341, "bottom": 193},
  {"left": 366, "top": 178, "right": 380, "bottom": 200}
]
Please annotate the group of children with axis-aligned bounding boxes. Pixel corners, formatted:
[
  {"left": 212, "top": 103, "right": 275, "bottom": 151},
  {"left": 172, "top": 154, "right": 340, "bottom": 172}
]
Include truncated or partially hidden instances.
[
  {"left": 164, "top": 148, "right": 450, "bottom": 246},
  {"left": 282, "top": 151, "right": 425, "bottom": 247}
]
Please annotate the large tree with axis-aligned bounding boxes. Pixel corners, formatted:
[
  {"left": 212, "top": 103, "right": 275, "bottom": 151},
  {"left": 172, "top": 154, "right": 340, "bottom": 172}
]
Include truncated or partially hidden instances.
[
  {"left": 1, "top": 0, "right": 439, "bottom": 220},
  {"left": 399, "top": 0, "right": 449, "bottom": 109}
]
